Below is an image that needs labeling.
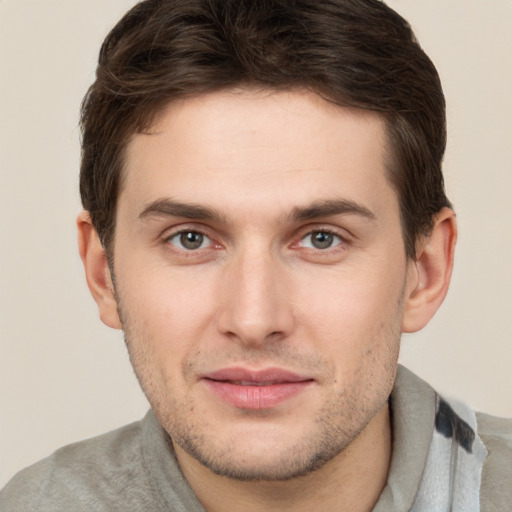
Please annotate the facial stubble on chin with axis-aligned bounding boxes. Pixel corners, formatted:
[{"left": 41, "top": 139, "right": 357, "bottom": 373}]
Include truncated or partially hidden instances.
[{"left": 113, "top": 278, "right": 404, "bottom": 482}]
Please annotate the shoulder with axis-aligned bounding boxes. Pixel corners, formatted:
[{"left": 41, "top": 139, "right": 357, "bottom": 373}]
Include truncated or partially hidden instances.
[
  {"left": 0, "top": 417, "right": 158, "bottom": 512},
  {"left": 477, "top": 412, "right": 512, "bottom": 512}
]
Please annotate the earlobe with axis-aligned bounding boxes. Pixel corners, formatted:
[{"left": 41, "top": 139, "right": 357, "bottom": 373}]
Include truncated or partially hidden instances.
[
  {"left": 402, "top": 208, "right": 457, "bottom": 333},
  {"left": 77, "top": 211, "right": 122, "bottom": 330}
]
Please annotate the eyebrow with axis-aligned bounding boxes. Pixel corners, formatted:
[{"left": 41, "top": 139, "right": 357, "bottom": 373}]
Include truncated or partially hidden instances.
[
  {"left": 138, "top": 198, "right": 226, "bottom": 223},
  {"left": 138, "top": 197, "right": 376, "bottom": 224},
  {"left": 290, "top": 199, "right": 377, "bottom": 222}
]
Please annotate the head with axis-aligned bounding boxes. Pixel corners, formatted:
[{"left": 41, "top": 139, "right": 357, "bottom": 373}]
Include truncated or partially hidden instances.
[
  {"left": 78, "top": 0, "right": 456, "bottom": 483},
  {"left": 80, "top": 0, "right": 451, "bottom": 262}
]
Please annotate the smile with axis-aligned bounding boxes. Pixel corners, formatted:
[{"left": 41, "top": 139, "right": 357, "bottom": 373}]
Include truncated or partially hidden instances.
[{"left": 201, "top": 367, "right": 314, "bottom": 410}]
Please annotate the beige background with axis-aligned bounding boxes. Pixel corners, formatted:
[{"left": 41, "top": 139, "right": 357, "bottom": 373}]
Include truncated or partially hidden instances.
[{"left": 1, "top": 0, "right": 511, "bottom": 488}]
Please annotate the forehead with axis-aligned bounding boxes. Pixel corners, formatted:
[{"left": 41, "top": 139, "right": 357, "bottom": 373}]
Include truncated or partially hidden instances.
[{"left": 121, "top": 88, "right": 397, "bottom": 221}]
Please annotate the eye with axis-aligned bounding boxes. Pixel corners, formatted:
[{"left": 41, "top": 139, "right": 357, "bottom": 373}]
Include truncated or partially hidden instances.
[
  {"left": 299, "top": 230, "right": 343, "bottom": 250},
  {"left": 167, "top": 231, "right": 211, "bottom": 251}
]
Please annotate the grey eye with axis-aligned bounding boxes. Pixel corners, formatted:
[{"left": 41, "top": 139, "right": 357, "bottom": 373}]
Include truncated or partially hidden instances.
[
  {"left": 168, "top": 231, "right": 209, "bottom": 250},
  {"left": 181, "top": 232, "right": 204, "bottom": 250},
  {"left": 301, "top": 231, "right": 342, "bottom": 250}
]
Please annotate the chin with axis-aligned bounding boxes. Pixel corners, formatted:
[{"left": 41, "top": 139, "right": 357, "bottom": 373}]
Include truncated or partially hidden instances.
[{"left": 173, "top": 424, "right": 353, "bottom": 482}]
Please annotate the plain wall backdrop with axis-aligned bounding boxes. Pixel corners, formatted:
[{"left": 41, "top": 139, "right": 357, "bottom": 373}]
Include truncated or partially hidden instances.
[{"left": 1, "top": 0, "right": 511, "bottom": 488}]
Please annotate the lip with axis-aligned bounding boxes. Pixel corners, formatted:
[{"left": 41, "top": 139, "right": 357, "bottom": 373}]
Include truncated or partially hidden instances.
[{"left": 201, "top": 367, "right": 314, "bottom": 410}]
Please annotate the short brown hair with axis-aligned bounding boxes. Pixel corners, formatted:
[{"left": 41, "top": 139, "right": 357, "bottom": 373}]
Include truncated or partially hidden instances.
[{"left": 80, "top": 0, "right": 451, "bottom": 259}]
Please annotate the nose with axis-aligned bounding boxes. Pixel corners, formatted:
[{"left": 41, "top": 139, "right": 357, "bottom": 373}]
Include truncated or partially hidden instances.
[{"left": 217, "top": 246, "right": 295, "bottom": 347}]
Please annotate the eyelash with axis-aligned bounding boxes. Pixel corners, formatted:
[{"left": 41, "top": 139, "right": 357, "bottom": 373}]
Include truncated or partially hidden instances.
[
  {"left": 162, "top": 226, "right": 350, "bottom": 257},
  {"left": 164, "top": 229, "right": 217, "bottom": 252},
  {"left": 298, "top": 228, "right": 344, "bottom": 248}
]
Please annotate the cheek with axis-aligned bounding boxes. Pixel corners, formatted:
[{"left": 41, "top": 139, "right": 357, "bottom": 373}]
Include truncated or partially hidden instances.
[
  {"left": 116, "top": 263, "right": 221, "bottom": 361},
  {"left": 295, "top": 260, "right": 406, "bottom": 354},
  {"left": 116, "top": 271, "right": 214, "bottom": 411}
]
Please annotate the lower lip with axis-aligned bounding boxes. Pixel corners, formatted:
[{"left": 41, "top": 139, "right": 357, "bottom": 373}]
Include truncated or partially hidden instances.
[{"left": 203, "top": 380, "right": 313, "bottom": 409}]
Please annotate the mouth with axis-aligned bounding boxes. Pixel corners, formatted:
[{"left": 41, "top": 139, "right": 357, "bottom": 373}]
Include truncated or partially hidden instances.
[{"left": 201, "top": 367, "right": 314, "bottom": 410}]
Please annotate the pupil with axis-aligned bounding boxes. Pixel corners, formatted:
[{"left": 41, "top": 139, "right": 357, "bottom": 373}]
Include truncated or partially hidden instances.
[
  {"left": 180, "top": 232, "right": 203, "bottom": 250},
  {"left": 312, "top": 232, "right": 333, "bottom": 249}
]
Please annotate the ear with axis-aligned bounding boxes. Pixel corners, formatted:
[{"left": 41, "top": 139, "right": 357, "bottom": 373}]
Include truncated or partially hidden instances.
[
  {"left": 402, "top": 208, "right": 457, "bottom": 333},
  {"left": 77, "top": 211, "right": 122, "bottom": 330}
]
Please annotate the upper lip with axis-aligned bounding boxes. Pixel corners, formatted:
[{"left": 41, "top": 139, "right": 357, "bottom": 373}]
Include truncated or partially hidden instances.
[{"left": 202, "top": 367, "right": 313, "bottom": 385}]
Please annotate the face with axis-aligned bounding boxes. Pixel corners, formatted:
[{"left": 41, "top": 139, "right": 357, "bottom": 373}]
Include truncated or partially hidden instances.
[{"left": 111, "top": 89, "right": 414, "bottom": 480}]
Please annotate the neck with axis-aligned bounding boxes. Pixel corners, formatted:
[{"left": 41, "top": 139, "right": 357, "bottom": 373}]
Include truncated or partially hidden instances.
[{"left": 174, "top": 403, "right": 392, "bottom": 512}]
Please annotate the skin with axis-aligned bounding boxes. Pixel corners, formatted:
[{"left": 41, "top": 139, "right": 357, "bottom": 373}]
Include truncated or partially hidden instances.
[{"left": 78, "top": 88, "right": 456, "bottom": 512}]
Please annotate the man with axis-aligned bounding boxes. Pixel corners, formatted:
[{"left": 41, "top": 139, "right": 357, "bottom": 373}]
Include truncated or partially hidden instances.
[{"left": 1, "top": 0, "right": 510, "bottom": 510}]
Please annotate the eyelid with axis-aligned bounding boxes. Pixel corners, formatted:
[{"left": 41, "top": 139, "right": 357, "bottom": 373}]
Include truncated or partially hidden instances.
[
  {"left": 162, "top": 222, "right": 211, "bottom": 238},
  {"left": 293, "top": 224, "right": 352, "bottom": 243},
  {"left": 162, "top": 224, "right": 221, "bottom": 250},
  {"left": 159, "top": 222, "right": 353, "bottom": 255},
  {"left": 167, "top": 230, "right": 211, "bottom": 250},
  {"left": 288, "top": 225, "right": 354, "bottom": 262},
  {"left": 299, "top": 230, "right": 343, "bottom": 248}
]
